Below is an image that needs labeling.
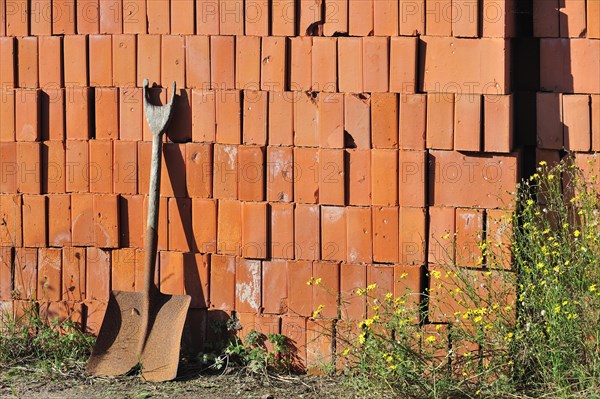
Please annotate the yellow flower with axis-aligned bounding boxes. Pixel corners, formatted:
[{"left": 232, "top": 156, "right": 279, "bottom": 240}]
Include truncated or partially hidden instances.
[
  {"left": 342, "top": 348, "right": 350, "bottom": 356},
  {"left": 366, "top": 283, "right": 377, "bottom": 292},
  {"left": 314, "top": 277, "right": 322, "bottom": 285},
  {"left": 384, "top": 292, "right": 393, "bottom": 301},
  {"left": 590, "top": 284, "right": 597, "bottom": 292},
  {"left": 356, "top": 288, "right": 365, "bottom": 296},
  {"left": 358, "top": 332, "right": 366, "bottom": 345},
  {"left": 388, "top": 364, "right": 397, "bottom": 370},
  {"left": 574, "top": 230, "right": 581, "bottom": 237},
  {"left": 431, "top": 270, "right": 441, "bottom": 279},
  {"left": 312, "top": 304, "right": 325, "bottom": 318},
  {"left": 425, "top": 335, "right": 436, "bottom": 343},
  {"left": 539, "top": 161, "right": 547, "bottom": 166}
]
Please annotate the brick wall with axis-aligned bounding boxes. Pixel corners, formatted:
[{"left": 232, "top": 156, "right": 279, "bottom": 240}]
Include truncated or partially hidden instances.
[{"left": 0, "top": 0, "right": 598, "bottom": 370}]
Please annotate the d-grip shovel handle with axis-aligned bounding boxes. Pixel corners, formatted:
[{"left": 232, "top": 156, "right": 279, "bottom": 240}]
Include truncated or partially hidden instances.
[{"left": 142, "top": 80, "right": 176, "bottom": 296}]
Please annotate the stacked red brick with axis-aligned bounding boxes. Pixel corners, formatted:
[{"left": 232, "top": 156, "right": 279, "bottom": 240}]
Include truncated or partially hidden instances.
[
  {"left": 535, "top": 0, "right": 600, "bottom": 166},
  {"left": 0, "top": 0, "right": 523, "bottom": 369}
]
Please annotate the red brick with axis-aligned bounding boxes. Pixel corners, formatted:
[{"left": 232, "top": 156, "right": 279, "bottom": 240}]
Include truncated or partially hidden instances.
[
  {"left": 540, "top": 39, "right": 599, "bottom": 94},
  {"left": 337, "top": 38, "right": 363, "bottom": 93},
  {"left": 16, "top": 142, "right": 42, "bottom": 194},
  {"left": 290, "top": 37, "right": 312, "bottom": 91},
  {"left": 593, "top": 95, "right": 600, "bottom": 151},
  {"left": 30, "top": 0, "right": 52, "bottom": 35},
  {"left": 197, "top": 0, "right": 219, "bottom": 34},
  {"left": 372, "top": 207, "right": 399, "bottom": 263},
  {"left": 430, "top": 150, "right": 520, "bottom": 208},
  {"left": 366, "top": 264, "right": 394, "bottom": 314},
  {"left": 99, "top": 0, "right": 123, "bottom": 33},
  {"left": 589, "top": 0, "right": 600, "bottom": 39},
  {"left": 65, "top": 140, "right": 89, "bottom": 192},
  {"left": 362, "top": 37, "right": 389, "bottom": 92},
  {"left": 533, "top": 0, "right": 559, "bottom": 37},
  {"left": 261, "top": 37, "right": 286, "bottom": 91},
  {"left": 217, "top": 199, "right": 242, "bottom": 256},
  {"left": 536, "top": 93, "right": 562, "bottom": 150},
  {"left": 486, "top": 209, "right": 512, "bottom": 269},
  {"left": 306, "top": 319, "right": 333, "bottom": 369},
  {"left": 270, "top": 203, "right": 294, "bottom": 259},
  {"left": 0, "top": 143, "right": 17, "bottom": 193},
  {"left": 455, "top": 208, "right": 484, "bottom": 267},
  {"left": 51, "top": 0, "right": 74, "bottom": 33},
  {"left": 312, "top": 261, "right": 339, "bottom": 318},
  {"left": 286, "top": 260, "right": 312, "bottom": 317},
  {"left": 484, "top": 0, "right": 516, "bottom": 37},
  {"left": 0, "top": 89, "right": 15, "bottom": 142},
  {"left": 349, "top": 0, "right": 373, "bottom": 35},
  {"left": 137, "top": 35, "right": 160, "bottom": 86},
  {"left": 15, "top": 89, "right": 40, "bottom": 141},
  {"left": 294, "top": 92, "right": 319, "bottom": 146},
  {"left": 319, "top": 93, "right": 344, "bottom": 148},
  {"left": 38, "top": 37, "right": 62, "bottom": 89},
  {"left": 143, "top": 196, "right": 168, "bottom": 250},
  {"left": 241, "top": 202, "right": 268, "bottom": 259},
  {"left": 183, "top": 253, "right": 210, "bottom": 308},
  {"left": 215, "top": 90, "right": 242, "bottom": 144},
  {"left": 159, "top": 251, "right": 184, "bottom": 295},
  {"left": 48, "top": 195, "right": 71, "bottom": 246},
  {"left": 168, "top": 87, "right": 193, "bottom": 142},
  {"left": 6, "top": 0, "right": 28, "bottom": 35},
  {"left": 0, "top": 248, "right": 13, "bottom": 301},
  {"left": 109, "top": 249, "right": 134, "bottom": 292},
  {"left": 65, "top": 87, "right": 91, "bottom": 140},
  {"left": 213, "top": 144, "right": 238, "bottom": 199},
  {"left": 346, "top": 207, "right": 372, "bottom": 263},
  {"left": 372, "top": 93, "right": 399, "bottom": 149},
  {"left": 453, "top": 0, "right": 479, "bottom": 37},
  {"left": 186, "top": 143, "right": 212, "bottom": 198},
  {"left": 234, "top": 36, "right": 261, "bottom": 90},
  {"left": 375, "top": 0, "right": 399, "bottom": 35},
  {"left": 89, "top": 140, "right": 112, "bottom": 193},
  {"left": 427, "top": 93, "right": 454, "bottom": 150},
  {"left": 268, "top": 92, "right": 294, "bottom": 146},
  {"left": 321, "top": 206, "right": 346, "bottom": 262},
  {"left": 168, "top": 198, "right": 195, "bottom": 252},
  {"left": 371, "top": 149, "right": 398, "bottom": 206},
  {"left": 63, "top": 35, "right": 88, "bottom": 87},
  {"left": 112, "top": 34, "right": 136, "bottom": 87},
  {"left": 484, "top": 94, "right": 514, "bottom": 153},
  {"left": 323, "top": 0, "right": 348, "bottom": 35},
  {"left": 220, "top": 0, "right": 244, "bottom": 34},
  {"left": 40, "top": 89, "right": 64, "bottom": 141},
  {"left": 272, "top": 0, "right": 295, "bottom": 35},
  {"left": 161, "top": 35, "right": 185, "bottom": 89},
  {"left": 88, "top": 35, "right": 112, "bottom": 87},
  {"left": 211, "top": 36, "right": 235, "bottom": 90},
  {"left": 346, "top": 149, "right": 371, "bottom": 206},
  {"left": 244, "top": 0, "right": 268, "bottom": 35},
  {"left": 146, "top": 0, "right": 169, "bottom": 33},
  {"left": 192, "top": 90, "right": 216, "bottom": 142},
  {"left": 0, "top": 195, "right": 22, "bottom": 246},
  {"left": 454, "top": 94, "right": 481, "bottom": 152},
  {"left": 238, "top": 146, "right": 264, "bottom": 201},
  {"left": 22, "top": 195, "right": 46, "bottom": 247},
  {"left": 311, "top": 38, "right": 337, "bottom": 93},
  {"left": 86, "top": 247, "right": 110, "bottom": 300},
  {"left": 192, "top": 198, "right": 217, "bottom": 253},
  {"left": 563, "top": 95, "right": 591, "bottom": 152},
  {"left": 299, "top": 0, "right": 323, "bottom": 35},
  {"left": 182, "top": 36, "right": 209, "bottom": 89},
  {"left": 294, "top": 147, "right": 319, "bottom": 204},
  {"left": 243, "top": 91, "right": 267, "bottom": 145},
  {"left": 169, "top": 0, "right": 193, "bottom": 33},
  {"left": 319, "top": 149, "right": 344, "bottom": 206},
  {"left": 399, "top": 150, "right": 427, "bottom": 208},
  {"left": 262, "top": 260, "right": 287, "bottom": 314},
  {"left": 113, "top": 141, "right": 137, "bottom": 194},
  {"left": 42, "top": 141, "right": 66, "bottom": 193},
  {"left": 425, "top": 0, "right": 451, "bottom": 36},
  {"left": 71, "top": 193, "right": 94, "bottom": 246},
  {"left": 559, "top": 0, "right": 586, "bottom": 37},
  {"left": 94, "top": 88, "right": 118, "bottom": 139},
  {"left": 393, "top": 264, "right": 423, "bottom": 309},
  {"left": 14, "top": 248, "right": 37, "bottom": 299},
  {"left": 295, "top": 204, "right": 320, "bottom": 261},
  {"left": 38, "top": 248, "right": 61, "bottom": 301},
  {"left": 281, "top": 316, "right": 307, "bottom": 371},
  {"left": 119, "top": 88, "right": 142, "bottom": 141},
  {"left": 93, "top": 194, "right": 119, "bottom": 248},
  {"left": 340, "top": 263, "right": 366, "bottom": 320},
  {"left": 0, "top": 38, "right": 15, "bottom": 88},
  {"left": 62, "top": 247, "right": 85, "bottom": 301},
  {"left": 428, "top": 206, "right": 455, "bottom": 265},
  {"left": 210, "top": 254, "right": 236, "bottom": 310},
  {"left": 267, "top": 147, "right": 294, "bottom": 202},
  {"left": 389, "top": 37, "right": 418, "bottom": 93},
  {"left": 399, "top": 207, "right": 426, "bottom": 264},
  {"left": 344, "top": 94, "right": 370, "bottom": 149},
  {"left": 161, "top": 143, "right": 187, "bottom": 197},
  {"left": 77, "top": 0, "right": 100, "bottom": 33},
  {"left": 118, "top": 195, "right": 144, "bottom": 247},
  {"left": 17, "top": 37, "right": 38, "bottom": 88},
  {"left": 235, "top": 258, "right": 262, "bottom": 313}
]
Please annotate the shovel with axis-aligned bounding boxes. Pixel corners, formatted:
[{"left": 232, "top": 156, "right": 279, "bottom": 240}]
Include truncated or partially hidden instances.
[{"left": 87, "top": 80, "right": 191, "bottom": 382}]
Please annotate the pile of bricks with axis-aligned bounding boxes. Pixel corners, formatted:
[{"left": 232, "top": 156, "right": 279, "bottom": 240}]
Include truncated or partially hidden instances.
[{"left": 0, "top": 0, "right": 597, "bottom": 370}]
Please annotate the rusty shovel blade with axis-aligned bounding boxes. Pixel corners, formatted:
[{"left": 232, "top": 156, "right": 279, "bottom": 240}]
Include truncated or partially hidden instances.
[{"left": 87, "top": 80, "right": 190, "bottom": 382}]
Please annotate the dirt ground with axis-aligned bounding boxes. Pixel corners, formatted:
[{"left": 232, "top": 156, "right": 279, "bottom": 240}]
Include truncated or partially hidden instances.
[{"left": 0, "top": 369, "right": 367, "bottom": 399}]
